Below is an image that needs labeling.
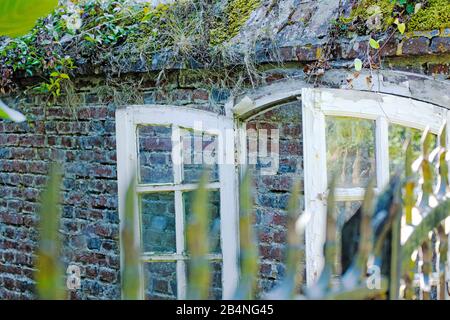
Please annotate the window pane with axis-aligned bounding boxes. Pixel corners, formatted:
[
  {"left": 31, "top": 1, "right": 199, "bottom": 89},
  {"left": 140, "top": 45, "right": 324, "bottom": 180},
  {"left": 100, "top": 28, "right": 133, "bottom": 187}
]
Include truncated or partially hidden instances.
[
  {"left": 181, "top": 129, "right": 219, "bottom": 183},
  {"left": 326, "top": 117, "right": 376, "bottom": 188},
  {"left": 389, "top": 124, "right": 436, "bottom": 178},
  {"left": 138, "top": 125, "right": 173, "bottom": 184},
  {"left": 183, "top": 190, "right": 221, "bottom": 254},
  {"left": 209, "top": 261, "right": 223, "bottom": 300},
  {"left": 336, "top": 201, "right": 362, "bottom": 228},
  {"left": 336, "top": 201, "right": 362, "bottom": 276},
  {"left": 144, "top": 262, "right": 177, "bottom": 300},
  {"left": 141, "top": 192, "right": 176, "bottom": 253},
  {"left": 186, "top": 261, "right": 223, "bottom": 300}
]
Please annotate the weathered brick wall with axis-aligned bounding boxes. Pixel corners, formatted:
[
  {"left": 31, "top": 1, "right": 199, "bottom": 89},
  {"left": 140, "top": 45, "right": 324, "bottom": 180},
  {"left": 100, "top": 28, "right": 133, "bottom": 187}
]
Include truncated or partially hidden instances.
[
  {"left": 0, "top": 94, "right": 120, "bottom": 299},
  {"left": 0, "top": 77, "right": 230, "bottom": 300}
]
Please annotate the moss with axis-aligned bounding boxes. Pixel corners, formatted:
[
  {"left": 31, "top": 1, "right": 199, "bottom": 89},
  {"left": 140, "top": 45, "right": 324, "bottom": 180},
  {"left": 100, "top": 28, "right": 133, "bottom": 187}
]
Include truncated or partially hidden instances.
[
  {"left": 340, "top": 0, "right": 450, "bottom": 34},
  {"left": 210, "top": 0, "right": 262, "bottom": 45},
  {"left": 408, "top": 0, "right": 450, "bottom": 31},
  {"left": 340, "top": 0, "right": 396, "bottom": 30}
]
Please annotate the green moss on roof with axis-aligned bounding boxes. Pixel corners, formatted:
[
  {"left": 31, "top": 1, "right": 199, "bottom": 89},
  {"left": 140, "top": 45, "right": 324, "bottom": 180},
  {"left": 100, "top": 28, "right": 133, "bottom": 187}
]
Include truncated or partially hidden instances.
[
  {"left": 408, "top": 0, "right": 450, "bottom": 31},
  {"left": 0, "top": 0, "right": 263, "bottom": 96},
  {"left": 339, "top": 0, "right": 450, "bottom": 34},
  {"left": 339, "top": 0, "right": 396, "bottom": 31},
  {"left": 210, "top": 0, "right": 261, "bottom": 45}
]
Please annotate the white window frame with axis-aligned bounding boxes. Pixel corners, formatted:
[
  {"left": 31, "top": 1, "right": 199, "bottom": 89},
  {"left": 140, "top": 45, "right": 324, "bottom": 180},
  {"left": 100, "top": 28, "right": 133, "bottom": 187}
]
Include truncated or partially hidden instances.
[
  {"left": 116, "top": 105, "right": 238, "bottom": 300},
  {"left": 302, "top": 88, "right": 450, "bottom": 286}
]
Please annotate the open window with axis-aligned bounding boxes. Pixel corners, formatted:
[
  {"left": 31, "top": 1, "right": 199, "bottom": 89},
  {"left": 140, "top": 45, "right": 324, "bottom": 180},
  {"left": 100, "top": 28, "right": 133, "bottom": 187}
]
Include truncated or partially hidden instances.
[
  {"left": 116, "top": 106, "right": 238, "bottom": 299},
  {"left": 302, "top": 88, "right": 450, "bottom": 285}
]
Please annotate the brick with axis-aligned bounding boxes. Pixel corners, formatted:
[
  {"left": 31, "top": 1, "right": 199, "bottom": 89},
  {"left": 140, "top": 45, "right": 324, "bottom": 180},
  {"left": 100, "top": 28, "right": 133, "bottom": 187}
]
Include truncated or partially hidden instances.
[
  {"left": 401, "top": 37, "right": 430, "bottom": 55},
  {"left": 296, "top": 45, "right": 319, "bottom": 61},
  {"left": 192, "top": 89, "right": 209, "bottom": 102},
  {"left": 431, "top": 37, "right": 450, "bottom": 54},
  {"left": 99, "top": 268, "right": 117, "bottom": 283}
]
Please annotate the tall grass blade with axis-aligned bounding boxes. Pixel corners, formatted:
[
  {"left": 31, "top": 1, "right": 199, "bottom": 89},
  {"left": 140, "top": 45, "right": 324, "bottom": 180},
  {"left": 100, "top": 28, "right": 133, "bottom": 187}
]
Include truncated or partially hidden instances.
[
  {"left": 121, "top": 176, "right": 141, "bottom": 300},
  {"left": 186, "top": 171, "right": 211, "bottom": 300},
  {"left": 266, "top": 180, "right": 304, "bottom": 299},
  {"left": 36, "top": 163, "right": 64, "bottom": 300},
  {"left": 234, "top": 170, "right": 258, "bottom": 300}
]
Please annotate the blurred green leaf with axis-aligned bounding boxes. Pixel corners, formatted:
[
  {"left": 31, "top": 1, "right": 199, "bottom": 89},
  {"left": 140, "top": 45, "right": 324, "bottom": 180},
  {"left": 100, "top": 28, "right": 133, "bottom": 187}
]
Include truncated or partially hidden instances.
[
  {"left": 234, "top": 170, "right": 258, "bottom": 300},
  {"left": 0, "top": 99, "right": 26, "bottom": 122},
  {"left": 354, "top": 58, "right": 363, "bottom": 71},
  {"left": 0, "top": 0, "right": 58, "bottom": 38},
  {"left": 369, "top": 38, "right": 380, "bottom": 49},
  {"left": 121, "top": 176, "right": 142, "bottom": 300},
  {"left": 36, "top": 163, "right": 64, "bottom": 300},
  {"left": 186, "top": 171, "right": 211, "bottom": 300}
]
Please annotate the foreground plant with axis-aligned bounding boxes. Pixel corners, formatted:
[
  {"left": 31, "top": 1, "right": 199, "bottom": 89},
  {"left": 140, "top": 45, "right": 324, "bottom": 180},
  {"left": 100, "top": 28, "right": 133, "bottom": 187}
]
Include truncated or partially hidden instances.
[
  {"left": 0, "top": 0, "right": 57, "bottom": 122},
  {"left": 36, "top": 163, "right": 64, "bottom": 299}
]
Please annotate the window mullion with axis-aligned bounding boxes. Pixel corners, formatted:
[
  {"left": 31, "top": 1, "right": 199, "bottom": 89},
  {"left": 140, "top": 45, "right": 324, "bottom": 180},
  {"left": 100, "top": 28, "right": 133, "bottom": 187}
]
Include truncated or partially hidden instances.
[
  {"left": 376, "top": 116, "right": 390, "bottom": 189},
  {"left": 171, "top": 125, "right": 187, "bottom": 299},
  {"left": 175, "top": 190, "right": 186, "bottom": 299}
]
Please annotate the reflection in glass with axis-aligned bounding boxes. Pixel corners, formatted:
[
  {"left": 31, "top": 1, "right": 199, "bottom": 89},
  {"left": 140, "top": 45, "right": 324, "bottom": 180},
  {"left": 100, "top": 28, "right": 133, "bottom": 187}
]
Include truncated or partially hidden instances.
[
  {"left": 144, "top": 262, "right": 177, "bottom": 300},
  {"left": 389, "top": 124, "right": 436, "bottom": 178},
  {"left": 326, "top": 117, "right": 376, "bottom": 187},
  {"left": 138, "top": 125, "right": 173, "bottom": 184},
  {"left": 141, "top": 192, "right": 176, "bottom": 253},
  {"left": 181, "top": 129, "right": 219, "bottom": 183},
  {"left": 336, "top": 201, "right": 362, "bottom": 229},
  {"left": 186, "top": 261, "right": 223, "bottom": 300},
  {"left": 183, "top": 190, "right": 221, "bottom": 254}
]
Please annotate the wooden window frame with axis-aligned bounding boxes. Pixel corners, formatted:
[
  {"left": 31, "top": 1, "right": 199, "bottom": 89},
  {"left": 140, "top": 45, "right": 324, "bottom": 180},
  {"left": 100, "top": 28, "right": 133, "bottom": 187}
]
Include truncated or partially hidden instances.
[
  {"left": 116, "top": 105, "right": 239, "bottom": 299},
  {"left": 302, "top": 88, "right": 450, "bottom": 286}
]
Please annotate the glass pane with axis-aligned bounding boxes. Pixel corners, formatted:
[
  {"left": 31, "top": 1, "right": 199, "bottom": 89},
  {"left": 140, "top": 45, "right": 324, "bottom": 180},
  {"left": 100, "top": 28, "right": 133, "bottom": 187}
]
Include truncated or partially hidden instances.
[
  {"left": 141, "top": 192, "right": 176, "bottom": 253},
  {"left": 336, "top": 201, "right": 362, "bottom": 229},
  {"left": 209, "top": 261, "right": 223, "bottom": 300},
  {"left": 389, "top": 124, "right": 436, "bottom": 178},
  {"left": 144, "top": 262, "right": 177, "bottom": 300},
  {"left": 138, "top": 125, "right": 173, "bottom": 184},
  {"left": 336, "top": 201, "right": 362, "bottom": 276},
  {"left": 186, "top": 261, "right": 223, "bottom": 300},
  {"left": 183, "top": 190, "right": 221, "bottom": 254},
  {"left": 326, "top": 117, "right": 376, "bottom": 188},
  {"left": 181, "top": 129, "right": 219, "bottom": 183}
]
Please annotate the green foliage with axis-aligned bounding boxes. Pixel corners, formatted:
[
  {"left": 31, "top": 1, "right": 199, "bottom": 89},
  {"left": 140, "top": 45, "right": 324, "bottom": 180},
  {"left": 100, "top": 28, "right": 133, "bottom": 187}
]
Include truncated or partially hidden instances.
[
  {"left": 339, "top": 0, "right": 449, "bottom": 35},
  {"left": 36, "top": 164, "right": 64, "bottom": 300},
  {"left": 34, "top": 58, "right": 75, "bottom": 99},
  {"left": 0, "top": 0, "right": 263, "bottom": 99},
  {"left": 339, "top": 0, "right": 396, "bottom": 32},
  {"left": 0, "top": 98, "right": 26, "bottom": 122},
  {"left": 210, "top": 0, "right": 261, "bottom": 45},
  {"left": 408, "top": 0, "right": 450, "bottom": 31},
  {"left": 0, "top": 0, "right": 57, "bottom": 37}
]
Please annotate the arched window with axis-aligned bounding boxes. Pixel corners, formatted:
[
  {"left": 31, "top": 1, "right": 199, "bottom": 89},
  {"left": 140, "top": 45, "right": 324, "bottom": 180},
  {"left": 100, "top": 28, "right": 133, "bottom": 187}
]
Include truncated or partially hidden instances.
[
  {"left": 116, "top": 105, "right": 238, "bottom": 299},
  {"left": 302, "top": 88, "right": 450, "bottom": 285}
]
